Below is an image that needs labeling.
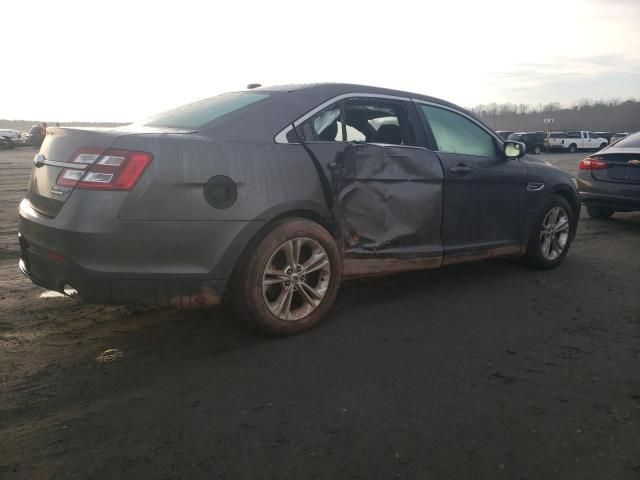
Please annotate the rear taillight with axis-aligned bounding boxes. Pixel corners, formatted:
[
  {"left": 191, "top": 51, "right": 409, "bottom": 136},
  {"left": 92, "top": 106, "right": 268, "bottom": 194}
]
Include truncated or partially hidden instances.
[
  {"left": 57, "top": 147, "right": 153, "bottom": 190},
  {"left": 579, "top": 157, "right": 607, "bottom": 170}
]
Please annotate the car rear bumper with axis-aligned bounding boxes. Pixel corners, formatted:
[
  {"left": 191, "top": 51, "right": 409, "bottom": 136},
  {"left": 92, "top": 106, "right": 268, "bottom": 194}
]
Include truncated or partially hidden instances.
[
  {"left": 18, "top": 198, "right": 264, "bottom": 307},
  {"left": 579, "top": 192, "right": 640, "bottom": 211},
  {"left": 18, "top": 233, "right": 226, "bottom": 307}
]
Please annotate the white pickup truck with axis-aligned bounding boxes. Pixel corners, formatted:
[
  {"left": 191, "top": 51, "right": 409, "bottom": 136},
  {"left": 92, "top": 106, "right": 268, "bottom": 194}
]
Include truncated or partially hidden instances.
[{"left": 547, "top": 131, "right": 609, "bottom": 153}]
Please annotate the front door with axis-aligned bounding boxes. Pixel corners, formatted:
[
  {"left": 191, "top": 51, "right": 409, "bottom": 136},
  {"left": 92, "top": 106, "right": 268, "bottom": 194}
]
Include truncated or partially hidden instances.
[{"left": 417, "top": 103, "right": 527, "bottom": 262}]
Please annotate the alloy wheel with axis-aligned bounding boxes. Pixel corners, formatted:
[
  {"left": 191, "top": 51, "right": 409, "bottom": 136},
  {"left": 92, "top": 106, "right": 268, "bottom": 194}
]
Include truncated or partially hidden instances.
[
  {"left": 261, "top": 237, "right": 331, "bottom": 321},
  {"left": 539, "top": 206, "right": 570, "bottom": 261}
]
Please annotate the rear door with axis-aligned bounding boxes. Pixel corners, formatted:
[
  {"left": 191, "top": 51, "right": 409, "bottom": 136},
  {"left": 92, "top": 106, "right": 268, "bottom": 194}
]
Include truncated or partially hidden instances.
[
  {"left": 291, "top": 95, "right": 445, "bottom": 275},
  {"left": 416, "top": 102, "right": 527, "bottom": 261}
]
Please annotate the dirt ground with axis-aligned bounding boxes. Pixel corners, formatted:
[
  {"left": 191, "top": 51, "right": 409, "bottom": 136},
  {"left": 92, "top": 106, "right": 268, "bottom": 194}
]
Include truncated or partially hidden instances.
[{"left": 1, "top": 147, "right": 639, "bottom": 480}]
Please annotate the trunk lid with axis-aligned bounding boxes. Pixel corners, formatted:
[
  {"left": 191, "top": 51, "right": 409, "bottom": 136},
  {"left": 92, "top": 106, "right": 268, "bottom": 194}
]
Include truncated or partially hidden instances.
[{"left": 591, "top": 153, "right": 640, "bottom": 185}]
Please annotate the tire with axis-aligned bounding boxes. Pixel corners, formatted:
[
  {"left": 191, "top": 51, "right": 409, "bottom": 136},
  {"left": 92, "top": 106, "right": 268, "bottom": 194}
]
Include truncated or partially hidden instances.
[
  {"left": 568, "top": 144, "right": 577, "bottom": 153},
  {"left": 587, "top": 206, "right": 614, "bottom": 219},
  {"left": 230, "top": 217, "right": 341, "bottom": 336},
  {"left": 599, "top": 142, "right": 607, "bottom": 150},
  {"left": 533, "top": 145, "right": 541, "bottom": 154},
  {"left": 523, "top": 195, "right": 574, "bottom": 269}
]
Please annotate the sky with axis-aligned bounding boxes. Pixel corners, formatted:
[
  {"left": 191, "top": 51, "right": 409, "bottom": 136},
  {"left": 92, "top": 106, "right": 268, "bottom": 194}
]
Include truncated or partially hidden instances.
[{"left": 1, "top": 0, "right": 638, "bottom": 122}]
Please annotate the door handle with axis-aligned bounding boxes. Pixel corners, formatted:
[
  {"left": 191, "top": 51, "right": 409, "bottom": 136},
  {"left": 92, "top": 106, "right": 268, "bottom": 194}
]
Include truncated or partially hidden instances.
[{"left": 449, "top": 164, "right": 471, "bottom": 175}]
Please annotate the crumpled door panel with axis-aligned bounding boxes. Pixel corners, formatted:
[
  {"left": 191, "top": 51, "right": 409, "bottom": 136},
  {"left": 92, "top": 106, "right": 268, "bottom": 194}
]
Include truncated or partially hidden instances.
[{"left": 332, "top": 143, "right": 444, "bottom": 257}]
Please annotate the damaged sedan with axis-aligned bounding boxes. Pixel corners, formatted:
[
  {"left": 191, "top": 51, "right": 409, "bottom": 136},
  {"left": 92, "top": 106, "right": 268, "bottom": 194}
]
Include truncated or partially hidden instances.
[{"left": 18, "top": 83, "right": 580, "bottom": 335}]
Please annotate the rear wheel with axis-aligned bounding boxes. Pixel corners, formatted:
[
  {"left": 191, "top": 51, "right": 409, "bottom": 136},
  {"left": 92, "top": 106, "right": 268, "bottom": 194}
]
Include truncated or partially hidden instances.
[
  {"left": 599, "top": 142, "right": 607, "bottom": 150},
  {"left": 231, "top": 217, "right": 341, "bottom": 335},
  {"left": 523, "top": 195, "right": 574, "bottom": 269},
  {"left": 587, "top": 206, "right": 614, "bottom": 219},
  {"left": 533, "top": 145, "right": 542, "bottom": 154},
  {"left": 568, "top": 144, "right": 577, "bottom": 153}
]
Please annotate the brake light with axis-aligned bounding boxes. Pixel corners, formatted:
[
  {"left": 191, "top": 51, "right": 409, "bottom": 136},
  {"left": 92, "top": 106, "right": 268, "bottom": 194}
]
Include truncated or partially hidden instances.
[
  {"left": 579, "top": 157, "right": 607, "bottom": 170},
  {"left": 57, "top": 147, "right": 153, "bottom": 190}
]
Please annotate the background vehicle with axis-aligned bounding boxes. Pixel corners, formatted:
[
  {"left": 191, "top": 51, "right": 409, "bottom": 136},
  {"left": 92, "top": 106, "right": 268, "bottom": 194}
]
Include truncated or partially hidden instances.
[
  {"left": 593, "top": 131, "right": 614, "bottom": 143},
  {"left": 0, "top": 129, "right": 25, "bottom": 149},
  {"left": 578, "top": 131, "right": 640, "bottom": 219},
  {"left": 496, "top": 130, "right": 513, "bottom": 140},
  {"left": 28, "top": 125, "right": 46, "bottom": 147},
  {"left": 610, "top": 132, "right": 629, "bottom": 145},
  {"left": 507, "top": 131, "right": 545, "bottom": 154},
  {"left": 548, "top": 131, "right": 608, "bottom": 153},
  {"left": 18, "top": 83, "right": 580, "bottom": 335}
]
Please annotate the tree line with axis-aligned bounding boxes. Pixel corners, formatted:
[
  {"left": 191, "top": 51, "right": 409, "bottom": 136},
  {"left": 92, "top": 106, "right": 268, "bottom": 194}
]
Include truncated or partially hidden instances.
[{"left": 471, "top": 98, "right": 640, "bottom": 133}]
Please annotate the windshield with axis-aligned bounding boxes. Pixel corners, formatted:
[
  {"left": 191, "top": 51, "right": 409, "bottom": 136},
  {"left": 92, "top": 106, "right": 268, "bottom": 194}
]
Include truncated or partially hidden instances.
[{"left": 143, "top": 92, "right": 270, "bottom": 129}]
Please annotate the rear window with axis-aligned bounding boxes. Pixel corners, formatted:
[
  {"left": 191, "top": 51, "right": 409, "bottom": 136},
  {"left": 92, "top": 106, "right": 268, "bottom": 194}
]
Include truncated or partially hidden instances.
[
  {"left": 612, "top": 132, "right": 640, "bottom": 148},
  {"left": 508, "top": 133, "right": 523, "bottom": 140},
  {"left": 143, "top": 92, "right": 270, "bottom": 129}
]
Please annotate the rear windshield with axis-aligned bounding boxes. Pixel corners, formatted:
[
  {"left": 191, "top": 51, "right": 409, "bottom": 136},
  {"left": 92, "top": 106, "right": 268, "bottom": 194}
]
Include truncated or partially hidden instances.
[
  {"left": 612, "top": 132, "right": 640, "bottom": 148},
  {"left": 143, "top": 92, "right": 270, "bottom": 129}
]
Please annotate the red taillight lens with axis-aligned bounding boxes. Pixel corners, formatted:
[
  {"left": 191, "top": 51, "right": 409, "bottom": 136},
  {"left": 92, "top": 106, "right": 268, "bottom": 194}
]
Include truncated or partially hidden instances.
[
  {"left": 57, "top": 148, "right": 153, "bottom": 190},
  {"left": 579, "top": 157, "right": 608, "bottom": 170}
]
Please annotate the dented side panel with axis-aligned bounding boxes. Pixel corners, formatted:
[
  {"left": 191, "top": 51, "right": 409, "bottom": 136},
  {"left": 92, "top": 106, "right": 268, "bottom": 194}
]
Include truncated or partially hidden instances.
[{"left": 333, "top": 143, "right": 444, "bottom": 264}]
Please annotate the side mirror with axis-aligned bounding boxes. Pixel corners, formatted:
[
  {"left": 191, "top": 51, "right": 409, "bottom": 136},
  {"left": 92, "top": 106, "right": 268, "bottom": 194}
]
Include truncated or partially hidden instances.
[{"left": 504, "top": 140, "right": 526, "bottom": 159}]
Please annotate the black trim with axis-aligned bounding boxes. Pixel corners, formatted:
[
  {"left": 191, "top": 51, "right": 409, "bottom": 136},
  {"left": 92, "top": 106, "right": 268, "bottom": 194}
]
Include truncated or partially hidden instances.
[{"left": 290, "top": 122, "right": 334, "bottom": 210}]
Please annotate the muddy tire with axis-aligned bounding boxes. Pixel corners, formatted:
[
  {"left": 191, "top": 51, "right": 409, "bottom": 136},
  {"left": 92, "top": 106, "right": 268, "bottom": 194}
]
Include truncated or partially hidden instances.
[
  {"left": 587, "top": 206, "right": 614, "bottom": 219},
  {"left": 231, "top": 217, "right": 341, "bottom": 336},
  {"left": 523, "top": 195, "right": 574, "bottom": 270}
]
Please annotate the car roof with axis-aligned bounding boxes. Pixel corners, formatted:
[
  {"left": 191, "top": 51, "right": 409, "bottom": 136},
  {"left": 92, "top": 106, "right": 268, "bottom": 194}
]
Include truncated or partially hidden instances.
[{"left": 255, "top": 82, "right": 464, "bottom": 111}]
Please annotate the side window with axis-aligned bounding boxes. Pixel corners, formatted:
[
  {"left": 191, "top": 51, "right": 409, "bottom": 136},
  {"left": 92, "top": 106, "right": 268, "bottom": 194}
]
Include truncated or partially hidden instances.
[
  {"left": 344, "top": 99, "right": 415, "bottom": 146},
  {"left": 290, "top": 97, "right": 416, "bottom": 145},
  {"left": 420, "top": 105, "right": 498, "bottom": 157},
  {"left": 303, "top": 105, "right": 342, "bottom": 141}
]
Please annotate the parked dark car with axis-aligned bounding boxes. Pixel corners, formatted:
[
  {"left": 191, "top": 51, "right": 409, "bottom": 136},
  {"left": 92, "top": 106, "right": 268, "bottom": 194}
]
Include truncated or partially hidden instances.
[
  {"left": 496, "top": 130, "right": 514, "bottom": 140},
  {"left": 18, "top": 83, "right": 580, "bottom": 335},
  {"left": 0, "top": 129, "right": 25, "bottom": 149},
  {"left": 507, "top": 131, "right": 546, "bottom": 154},
  {"left": 578, "top": 131, "right": 640, "bottom": 218}
]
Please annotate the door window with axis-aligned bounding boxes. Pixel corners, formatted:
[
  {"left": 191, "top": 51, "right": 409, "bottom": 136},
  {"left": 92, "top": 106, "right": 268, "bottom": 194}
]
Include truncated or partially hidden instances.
[
  {"left": 294, "top": 97, "right": 416, "bottom": 145},
  {"left": 419, "top": 105, "right": 498, "bottom": 157}
]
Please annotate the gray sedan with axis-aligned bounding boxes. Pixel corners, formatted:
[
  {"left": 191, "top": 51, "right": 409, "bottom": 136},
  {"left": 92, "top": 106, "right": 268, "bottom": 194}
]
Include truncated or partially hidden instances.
[
  {"left": 18, "top": 83, "right": 580, "bottom": 335},
  {"left": 578, "top": 131, "right": 640, "bottom": 218}
]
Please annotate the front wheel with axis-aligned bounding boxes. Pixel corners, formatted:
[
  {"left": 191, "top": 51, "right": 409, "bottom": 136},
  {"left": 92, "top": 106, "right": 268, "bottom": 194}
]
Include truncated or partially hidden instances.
[
  {"left": 587, "top": 206, "right": 614, "bottom": 219},
  {"left": 523, "top": 195, "right": 574, "bottom": 269},
  {"left": 231, "top": 217, "right": 341, "bottom": 335}
]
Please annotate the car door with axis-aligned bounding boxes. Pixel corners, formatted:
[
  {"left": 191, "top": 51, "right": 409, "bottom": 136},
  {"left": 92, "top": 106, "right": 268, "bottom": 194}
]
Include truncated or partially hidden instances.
[
  {"left": 416, "top": 102, "right": 527, "bottom": 263},
  {"left": 289, "top": 95, "right": 445, "bottom": 276}
]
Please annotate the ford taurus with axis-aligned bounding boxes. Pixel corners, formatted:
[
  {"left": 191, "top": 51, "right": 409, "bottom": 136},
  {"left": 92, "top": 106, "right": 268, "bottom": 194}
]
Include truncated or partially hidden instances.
[{"left": 18, "top": 83, "right": 580, "bottom": 335}]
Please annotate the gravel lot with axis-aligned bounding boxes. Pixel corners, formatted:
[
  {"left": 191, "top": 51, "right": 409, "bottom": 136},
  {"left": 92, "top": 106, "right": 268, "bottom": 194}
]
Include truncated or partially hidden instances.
[{"left": 1, "top": 147, "right": 639, "bottom": 479}]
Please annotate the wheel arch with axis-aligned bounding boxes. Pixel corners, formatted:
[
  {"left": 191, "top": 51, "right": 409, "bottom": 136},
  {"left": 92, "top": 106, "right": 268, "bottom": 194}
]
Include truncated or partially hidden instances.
[
  {"left": 215, "top": 201, "right": 336, "bottom": 296},
  {"left": 550, "top": 186, "right": 581, "bottom": 239}
]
